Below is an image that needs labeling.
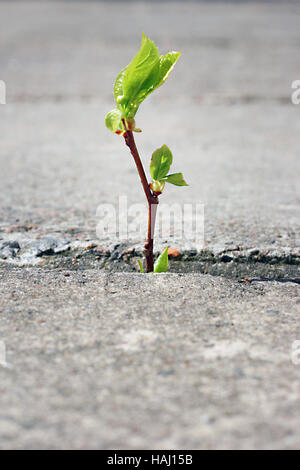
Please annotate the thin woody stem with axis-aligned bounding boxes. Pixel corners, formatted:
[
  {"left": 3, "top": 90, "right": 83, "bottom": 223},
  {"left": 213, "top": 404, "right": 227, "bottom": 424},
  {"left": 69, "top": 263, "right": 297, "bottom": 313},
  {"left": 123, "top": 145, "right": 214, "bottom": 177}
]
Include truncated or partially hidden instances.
[
  {"left": 144, "top": 201, "right": 158, "bottom": 272},
  {"left": 122, "top": 119, "right": 158, "bottom": 272}
]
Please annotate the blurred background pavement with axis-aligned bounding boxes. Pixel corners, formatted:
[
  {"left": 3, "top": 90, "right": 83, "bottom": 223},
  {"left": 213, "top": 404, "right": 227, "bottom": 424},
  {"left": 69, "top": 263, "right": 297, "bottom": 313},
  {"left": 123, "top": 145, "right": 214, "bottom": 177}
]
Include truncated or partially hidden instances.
[{"left": 0, "top": 0, "right": 299, "bottom": 259}]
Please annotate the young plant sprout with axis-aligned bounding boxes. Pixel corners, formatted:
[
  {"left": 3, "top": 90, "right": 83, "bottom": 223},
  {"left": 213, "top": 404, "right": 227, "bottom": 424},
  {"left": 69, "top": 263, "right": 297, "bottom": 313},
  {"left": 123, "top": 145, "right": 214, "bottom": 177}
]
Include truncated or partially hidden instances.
[{"left": 105, "top": 33, "right": 188, "bottom": 273}]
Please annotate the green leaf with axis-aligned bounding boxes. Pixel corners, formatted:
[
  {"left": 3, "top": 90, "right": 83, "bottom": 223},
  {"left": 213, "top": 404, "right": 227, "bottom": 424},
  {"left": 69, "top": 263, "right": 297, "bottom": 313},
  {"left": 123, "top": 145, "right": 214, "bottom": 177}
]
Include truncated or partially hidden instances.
[
  {"left": 164, "top": 173, "right": 188, "bottom": 186},
  {"left": 154, "top": 246, "right": 169, "bottom": 273},
  {"left": 114, "top": 67, "right": 128, "bottom": 108},
  {"left": 155, "top": 52, "right": 181, "bottom": 89},
  {"left": 137, "top": 259, "right": 144, "bottom": 273},
  {"left": 105, "top": 108, "right": 122, "bottom": 133},
  {"left": 112, "top": 34, "right": 181, "bottom": 119},
  {"left": 150, "top": 145, "right": 173, "bottom": 181},
  {"left": 122, "top": 33, "right": 160, "bottom": 117}
]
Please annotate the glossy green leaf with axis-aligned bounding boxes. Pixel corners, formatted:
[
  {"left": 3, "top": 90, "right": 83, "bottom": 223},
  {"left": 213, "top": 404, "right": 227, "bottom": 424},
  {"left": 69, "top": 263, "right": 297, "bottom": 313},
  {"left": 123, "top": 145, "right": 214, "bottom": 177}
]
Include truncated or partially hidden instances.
[
  {"left": 122, "top": 33, "right": 160, "bottom": 116},
  {"left": 105, "top": 108, "right": 122, "bottom": 133},
  {"left": 164, "top": 173, "right": 188, "bottom": 186},
  {"left": 150, "top": 145, "right": 173, "bottom": 181},
  {"left": 154, "top": 246, "right": 169, "bottom": 273},
  {"left": 114, "top": 67, "right": 128, "bottom": 109},
  {"left": 155, "top": 52, "right": 181, "bottom": 89},
  {"left": 112, "top": 34, "right": 181, "bottom": 119},
  {"left": 137, "top": 259, "right": 144, "bottom": 273}
]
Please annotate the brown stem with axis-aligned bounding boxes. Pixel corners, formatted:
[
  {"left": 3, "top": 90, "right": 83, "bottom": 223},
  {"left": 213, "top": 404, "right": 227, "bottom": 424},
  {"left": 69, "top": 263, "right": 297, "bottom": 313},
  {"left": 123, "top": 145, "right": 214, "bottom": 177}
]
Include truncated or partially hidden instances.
[
  {"left": 144, "top": 202, "right": 158, "bottom": 272},
  {"left": 122, "top": 120, "right": 158, "bottom": 272}
]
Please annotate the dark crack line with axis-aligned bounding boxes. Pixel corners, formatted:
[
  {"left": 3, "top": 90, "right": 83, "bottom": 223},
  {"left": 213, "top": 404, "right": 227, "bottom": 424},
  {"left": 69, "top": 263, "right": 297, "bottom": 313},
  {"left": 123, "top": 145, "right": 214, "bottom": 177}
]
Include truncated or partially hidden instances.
[{"left": 244, "top": 277, "right": 300, "bottom": 285}]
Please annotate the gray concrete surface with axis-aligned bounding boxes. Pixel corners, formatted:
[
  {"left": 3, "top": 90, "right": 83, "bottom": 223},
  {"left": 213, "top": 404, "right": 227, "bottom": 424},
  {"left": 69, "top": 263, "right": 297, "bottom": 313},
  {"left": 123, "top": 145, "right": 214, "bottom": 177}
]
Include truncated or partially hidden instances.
[
  {"left": 0, "top": 1, "right": 299, "bottom": 450},
  {"left": 0, "top": 270, "right": 299, "bottom": 450}
]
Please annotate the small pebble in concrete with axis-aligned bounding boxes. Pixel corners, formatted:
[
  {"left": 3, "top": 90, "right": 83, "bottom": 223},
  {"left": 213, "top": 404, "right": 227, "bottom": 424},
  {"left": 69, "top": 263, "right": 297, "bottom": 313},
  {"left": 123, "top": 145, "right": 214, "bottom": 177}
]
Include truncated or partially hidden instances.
[{"left": 0, "top": 241, "right": 20, "bottom": 259}]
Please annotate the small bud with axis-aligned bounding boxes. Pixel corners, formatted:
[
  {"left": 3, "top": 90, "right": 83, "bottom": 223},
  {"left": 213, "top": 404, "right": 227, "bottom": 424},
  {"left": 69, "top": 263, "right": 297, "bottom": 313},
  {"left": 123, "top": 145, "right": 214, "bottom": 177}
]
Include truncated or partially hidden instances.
[{"left": 150, "top": 180, "right": 165, "bottom": 195}]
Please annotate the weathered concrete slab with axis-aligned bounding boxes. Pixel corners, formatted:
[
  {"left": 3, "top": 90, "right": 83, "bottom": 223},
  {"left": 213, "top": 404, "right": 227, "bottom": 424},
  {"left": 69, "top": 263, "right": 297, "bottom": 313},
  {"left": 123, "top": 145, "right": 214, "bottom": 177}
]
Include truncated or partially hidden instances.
[
  {"left": 0, "top": 269, "right": 299, "bottom": 449},
  {"left": 0, "top": 100, "right": 299, "bottom": 261}
]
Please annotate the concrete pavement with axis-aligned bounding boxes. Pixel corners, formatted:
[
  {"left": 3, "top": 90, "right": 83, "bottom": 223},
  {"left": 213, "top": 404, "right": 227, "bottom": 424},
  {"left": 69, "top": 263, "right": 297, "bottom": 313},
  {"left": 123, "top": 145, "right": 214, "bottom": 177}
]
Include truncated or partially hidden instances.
[
  {"left": 0, "top": 1, "right": 299, "bottom": 450},
  {"left": 0, "top": 269, "right": 299, "bottom": 449}
]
